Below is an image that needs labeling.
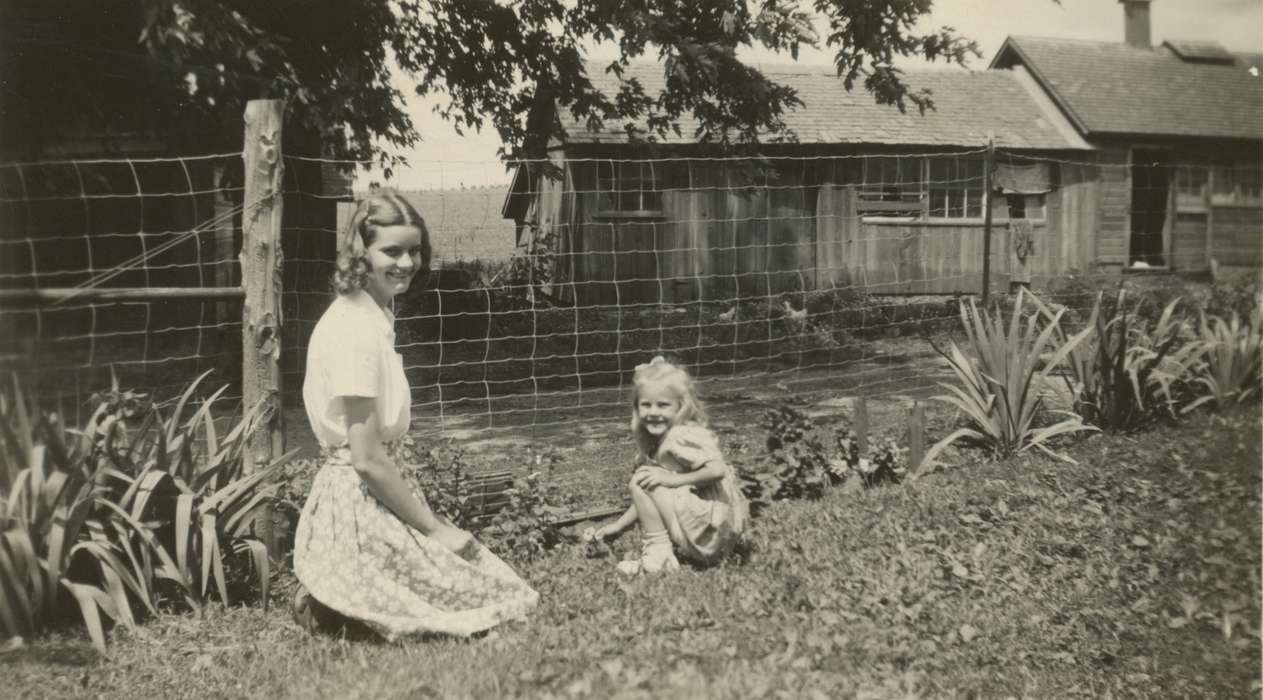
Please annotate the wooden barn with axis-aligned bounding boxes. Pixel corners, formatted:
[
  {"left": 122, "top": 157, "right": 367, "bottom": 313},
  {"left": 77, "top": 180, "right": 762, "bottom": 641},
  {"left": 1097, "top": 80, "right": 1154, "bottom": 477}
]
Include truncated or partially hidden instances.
[
  {"left": 991, "top": 0, "right": 1263, "bottom": 274},
  {"left": 502, "top": 62, "right": 1096, "bottom": 306}
]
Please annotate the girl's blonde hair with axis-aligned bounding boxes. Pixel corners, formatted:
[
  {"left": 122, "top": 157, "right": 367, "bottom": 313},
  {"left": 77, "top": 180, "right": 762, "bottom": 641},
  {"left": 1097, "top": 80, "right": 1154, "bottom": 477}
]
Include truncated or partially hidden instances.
[
  {"left": 333, "top": 189, "right": 432, "bottom": 295},
  {"left": 630, "top": 355, "right": 707, "bottom": 458}
]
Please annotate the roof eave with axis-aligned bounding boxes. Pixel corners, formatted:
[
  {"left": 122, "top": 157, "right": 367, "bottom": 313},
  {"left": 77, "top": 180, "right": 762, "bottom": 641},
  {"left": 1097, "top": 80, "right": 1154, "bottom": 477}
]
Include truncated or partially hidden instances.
[
  {"left": 1082, "top": 129, "right": 1263, "bottom": 143},
  {"left": 989, "top": 37, "right": 1093, "bottom": 138},
  {"left": 559, "top": 136, "right": 1088, "bottom": 151},
  {"left": 499, "top": 165, "right": 527, "bottom": 221}
]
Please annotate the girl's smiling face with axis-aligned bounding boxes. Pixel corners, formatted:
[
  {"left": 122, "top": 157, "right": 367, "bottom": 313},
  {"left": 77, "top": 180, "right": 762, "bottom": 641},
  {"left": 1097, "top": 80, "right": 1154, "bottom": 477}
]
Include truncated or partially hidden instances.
[
  {"left": 364, "top": 224, "right": 425, "bottom": 306},
  {"left": 636, "top": 380, "right": 681, "bottom": 437}
]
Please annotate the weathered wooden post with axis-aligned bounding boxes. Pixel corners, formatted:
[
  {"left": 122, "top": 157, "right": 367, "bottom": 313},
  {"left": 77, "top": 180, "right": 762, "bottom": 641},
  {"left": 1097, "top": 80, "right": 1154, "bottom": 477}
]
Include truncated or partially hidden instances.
[
  {"left": 981, "top": 135, "right": 995, "bottom": 305},
  {"left": 908, "top": 401, "right": 925, "bottom": 475},
  {"left": 1204, "top": 166, "right": 1215, "bottom": 280},
  {"left": 241, "top": 99, "right": 285, "bottom": 556},
  {"left": 854, "top": 396, "right": 869, "bottom": 457},
  {"left": 213, "top": 163, "right": 237, "bottom": 326}
]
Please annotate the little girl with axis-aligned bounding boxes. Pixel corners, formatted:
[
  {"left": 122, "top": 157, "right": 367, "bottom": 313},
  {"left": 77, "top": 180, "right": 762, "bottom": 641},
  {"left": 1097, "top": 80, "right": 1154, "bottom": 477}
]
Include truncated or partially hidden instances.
[{"left": 583, "top": 356, "right": 748, "bottom": 574}]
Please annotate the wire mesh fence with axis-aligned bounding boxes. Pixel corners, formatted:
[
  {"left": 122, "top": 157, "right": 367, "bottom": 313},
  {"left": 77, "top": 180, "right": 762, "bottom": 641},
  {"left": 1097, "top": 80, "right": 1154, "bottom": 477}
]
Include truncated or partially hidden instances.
[
  {"left": 275, "top": 150, "right": 1257, "bottom": 508},
  {"left": 3, "top": 143, "right": 1258, "bottom": 510},
  {"left": 0, "top": 152, "right": 248, "bottom": 423}
]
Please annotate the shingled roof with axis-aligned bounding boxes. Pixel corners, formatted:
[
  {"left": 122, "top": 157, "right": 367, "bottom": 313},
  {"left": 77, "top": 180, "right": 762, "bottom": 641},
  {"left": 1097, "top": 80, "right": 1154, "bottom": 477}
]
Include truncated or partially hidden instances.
[
  {"left": 991, "top": 36, "right": 1263, "bottom": 140},
  {"left": 556, "top": 63, "right": 1090, "bottom": 150}
]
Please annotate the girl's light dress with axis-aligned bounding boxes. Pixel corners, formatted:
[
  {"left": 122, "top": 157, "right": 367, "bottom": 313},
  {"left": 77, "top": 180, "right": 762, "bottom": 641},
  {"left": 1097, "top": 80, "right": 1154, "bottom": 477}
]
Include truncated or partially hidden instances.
[
  {"left": 294, "top": 291, "right": 538, "bottom": 639},
  {"left": 651, "top": 424, "right": 748, "bottom": 564}
]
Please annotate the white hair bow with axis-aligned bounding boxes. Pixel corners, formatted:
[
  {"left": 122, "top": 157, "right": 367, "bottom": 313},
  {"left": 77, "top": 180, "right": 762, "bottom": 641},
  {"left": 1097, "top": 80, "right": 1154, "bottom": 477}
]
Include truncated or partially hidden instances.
[{"left": 634, "top": 355, "right": 667, "bottom": 373}]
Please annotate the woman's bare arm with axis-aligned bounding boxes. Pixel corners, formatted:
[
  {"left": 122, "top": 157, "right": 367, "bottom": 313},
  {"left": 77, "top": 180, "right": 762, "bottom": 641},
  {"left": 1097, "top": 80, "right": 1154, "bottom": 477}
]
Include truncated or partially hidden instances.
[{"left": 344, "top": 396, "right": 448, "bottom": 536}]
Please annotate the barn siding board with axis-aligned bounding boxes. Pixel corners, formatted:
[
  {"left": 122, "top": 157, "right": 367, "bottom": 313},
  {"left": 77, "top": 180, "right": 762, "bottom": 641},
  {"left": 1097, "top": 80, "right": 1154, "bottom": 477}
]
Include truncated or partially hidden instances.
[
  {"left": 1214, "top": 206, "right": 1263, "bottom": 267},
  {"left": 1096, "top": 147, "right": 1131, "bottom": 264},
  {"left": 815, "top": 184, "right": 851, "bottom": 289},
  {"left": 662, "top": 189, "right": 693, "bottom": 302},
  {"left": 708, "top": 177, "right": 736, "bottom": 302},
  {"left": 727, "top": 187, "right": 768, "bottom": 299},
  {"left": 1172, "top": 212, "right": 1208, "bottom": 270},
  {"left": 544, "top": 151, "right": 1175, "bottom": 304},
  {"left": 1046, "top": 162, "right": 1088, "bottom": 275},
  {"left": 767, "top": 181, "right": 814, "bottom": 295}
]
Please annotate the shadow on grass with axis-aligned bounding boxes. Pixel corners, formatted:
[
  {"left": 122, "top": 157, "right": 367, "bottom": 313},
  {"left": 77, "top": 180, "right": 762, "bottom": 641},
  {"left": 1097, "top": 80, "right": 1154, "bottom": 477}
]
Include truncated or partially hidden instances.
[{"left": 1, "top": 640, "right": 98, "bottom": 667}]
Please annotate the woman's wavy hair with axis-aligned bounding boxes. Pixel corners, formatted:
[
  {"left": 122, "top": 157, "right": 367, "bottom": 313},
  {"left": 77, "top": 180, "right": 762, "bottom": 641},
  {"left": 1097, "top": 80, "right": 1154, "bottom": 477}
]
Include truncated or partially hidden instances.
[
  {"left": 630, "top": 355, "right": 707, "bottom": 459},
  {"left": 333, "top": 190, "right": 432, "bottom": 295}
]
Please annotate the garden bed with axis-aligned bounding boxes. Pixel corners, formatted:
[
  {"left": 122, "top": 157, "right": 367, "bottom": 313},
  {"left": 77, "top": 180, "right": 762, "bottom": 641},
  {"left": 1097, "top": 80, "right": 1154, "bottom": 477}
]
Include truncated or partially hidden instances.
[{"left": 5, "top": 408, "right": 1259, "bottom": 698}]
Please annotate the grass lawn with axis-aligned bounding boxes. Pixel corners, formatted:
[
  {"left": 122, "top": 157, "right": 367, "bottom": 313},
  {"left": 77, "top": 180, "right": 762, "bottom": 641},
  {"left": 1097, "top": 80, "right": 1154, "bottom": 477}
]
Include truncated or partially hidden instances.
[{"left": 5, "top": 408, "right": 1260, "bottom": 699}]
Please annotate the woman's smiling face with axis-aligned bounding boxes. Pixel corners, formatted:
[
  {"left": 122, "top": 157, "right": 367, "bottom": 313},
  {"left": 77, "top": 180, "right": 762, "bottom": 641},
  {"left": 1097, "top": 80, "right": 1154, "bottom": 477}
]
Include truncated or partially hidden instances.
[{"left": 364, "top": 224, "right": 425, "bottom": 305}]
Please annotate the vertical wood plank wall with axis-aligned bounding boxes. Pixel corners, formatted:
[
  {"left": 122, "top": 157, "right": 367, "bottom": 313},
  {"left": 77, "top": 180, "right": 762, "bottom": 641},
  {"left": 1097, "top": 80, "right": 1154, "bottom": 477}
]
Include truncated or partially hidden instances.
[
  {"left": 1214, "top": 206, "right": 1263, "bottom": 267},
  {"left": 1095, "top": 147, "right": 1130, "bottom": 266},
  {"left": 561, "top": 156, "right": 1102, "bottom": 305}
]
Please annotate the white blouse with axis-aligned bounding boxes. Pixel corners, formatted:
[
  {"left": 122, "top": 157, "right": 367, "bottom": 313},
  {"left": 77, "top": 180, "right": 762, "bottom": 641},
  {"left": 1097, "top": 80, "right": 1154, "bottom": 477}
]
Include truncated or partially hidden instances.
[{"left": 302, "top": 290, "right": 411, "bottom": 448}]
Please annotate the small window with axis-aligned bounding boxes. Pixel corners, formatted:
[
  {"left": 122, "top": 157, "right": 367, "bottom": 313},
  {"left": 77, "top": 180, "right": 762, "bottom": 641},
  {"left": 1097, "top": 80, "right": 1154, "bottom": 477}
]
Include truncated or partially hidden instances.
[
  {"left": 1006, "top": 193, "right": 1046, "bottom": 221},
  {"left": 856, "top": 156, "right": 925, "bottom": 219},
  {"left": 1175, "top": 165, "right": 1209, "bottom": 212},
  {"left": 598, "top": 160, "right": 662, "bottom": 215},
  {"left": 928, "top": 157, "right": 985, "bottom": 220},
  {"left": 1211, "top": 162, "right": 1263, "bottom": 207}
]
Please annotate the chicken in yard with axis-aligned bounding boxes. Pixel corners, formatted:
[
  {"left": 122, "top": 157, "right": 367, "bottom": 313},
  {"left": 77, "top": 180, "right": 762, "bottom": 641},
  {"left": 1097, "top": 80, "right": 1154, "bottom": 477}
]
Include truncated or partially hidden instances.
[
  {"left": 717, "top": 306, "right": 737, "bottom": 323},
  {"left": 782, "top": 300, "right": 808, "bottom": 324}
]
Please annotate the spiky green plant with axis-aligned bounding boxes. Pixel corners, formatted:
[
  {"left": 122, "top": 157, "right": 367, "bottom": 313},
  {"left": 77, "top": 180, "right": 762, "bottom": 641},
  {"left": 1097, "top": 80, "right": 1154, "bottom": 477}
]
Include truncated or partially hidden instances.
[
  {"left": 923, "top": 289, "right": 1097, "bottom": 467},
  {"left": 1, "top": 376, "right": 155, "bottom": 653},
  {"left": 0, "top": 371, "right": 291, "bottom": 653},
  {"left": 87, "top": 369, "right": 292, "bottom": 609},
  {"left": 1032, "top": 289, "right": 1194, "bottom": 431},
  {"left": 1180, "top": 309, "right": 1263, "bottom": 412}
]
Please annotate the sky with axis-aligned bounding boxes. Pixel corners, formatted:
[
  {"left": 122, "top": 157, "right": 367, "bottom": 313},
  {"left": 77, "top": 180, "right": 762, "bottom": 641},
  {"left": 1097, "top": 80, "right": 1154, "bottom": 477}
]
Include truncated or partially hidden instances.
[{"left": 363, "top": 0, "right": 1263, "bottom": 191}]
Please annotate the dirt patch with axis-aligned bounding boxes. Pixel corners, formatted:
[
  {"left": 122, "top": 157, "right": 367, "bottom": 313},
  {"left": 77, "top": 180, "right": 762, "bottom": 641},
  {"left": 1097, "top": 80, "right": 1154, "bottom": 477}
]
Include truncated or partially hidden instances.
[{"left": 286, "top": 337, "right": 952, "bottom": 457}]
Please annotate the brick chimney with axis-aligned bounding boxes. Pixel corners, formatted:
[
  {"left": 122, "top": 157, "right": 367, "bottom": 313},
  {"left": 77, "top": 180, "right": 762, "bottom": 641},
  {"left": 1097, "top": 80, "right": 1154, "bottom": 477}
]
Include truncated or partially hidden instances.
[{"left": 1120, "top": 0, "right": 1152, "bottom": 49}]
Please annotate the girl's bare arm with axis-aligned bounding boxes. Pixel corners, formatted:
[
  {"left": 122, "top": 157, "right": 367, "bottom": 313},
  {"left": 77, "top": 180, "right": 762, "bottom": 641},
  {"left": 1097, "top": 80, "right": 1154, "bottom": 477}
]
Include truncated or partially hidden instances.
[
  {"left": 633, "top": 461, "right": 726, "bottom": 489},
  {"left": 603, "top": 505, "right": 639, "bottom": 537}
]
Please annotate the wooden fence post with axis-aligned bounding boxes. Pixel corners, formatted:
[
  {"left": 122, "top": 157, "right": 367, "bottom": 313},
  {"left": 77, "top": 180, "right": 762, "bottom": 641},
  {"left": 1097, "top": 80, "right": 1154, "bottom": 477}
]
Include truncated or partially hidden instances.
[
  {"left": 854, "top": 397, "right": 869, "bottom": 456},
  {"left": 241, "top": 99, "right": 285, "bottom": 556},
  {"left": 908, "top": 401, "right": 925, "bottom": 475},
  {"left": 981, "top": 135, "right": 995, "bottom": 305}
]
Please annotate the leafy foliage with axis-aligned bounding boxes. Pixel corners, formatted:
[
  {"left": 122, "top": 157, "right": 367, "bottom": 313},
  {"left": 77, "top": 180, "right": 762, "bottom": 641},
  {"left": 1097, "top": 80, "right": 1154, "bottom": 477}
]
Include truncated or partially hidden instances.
[
  {"left": 4, "top": 1, "right": 979, "bottom": 164},
  {"left": 739, "top": 405, "right": 911, "bottom": 508},
  {"left": 10, "top": 407, "right": 1259, "bottom": 698},
  {"left": 828, "top": 432, "right": 907, "bottom": 488},
  {"left": 398, "top": 441, "right": 576, "bottom": 563},
  {"left": 744, "top": 406, "right": 831, "bottom": 503},
  {"left": 480, "top": 465, "right": 576, "bottom": 563},
  {"left": 926, "top": 290, "right": 1097, "bottom": 463},
  {"left": 1203, "top": 275, "right": 1261, "bottom": 323},
  {"left": 0, "top": 371, "right": 289, "bottom": 653},
  {"left": 498, "top": 224, "right": 559, "bottom": 309}
]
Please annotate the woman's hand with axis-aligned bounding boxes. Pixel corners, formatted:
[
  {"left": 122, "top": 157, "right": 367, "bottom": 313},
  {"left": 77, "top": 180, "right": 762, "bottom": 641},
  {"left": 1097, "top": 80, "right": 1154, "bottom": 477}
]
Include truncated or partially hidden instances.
[
  {"left": 432, "top": 525, "right": 478, "bottom": 561},
  {"left": 632, "top": 465, "right": 678, "bottom": 490}
]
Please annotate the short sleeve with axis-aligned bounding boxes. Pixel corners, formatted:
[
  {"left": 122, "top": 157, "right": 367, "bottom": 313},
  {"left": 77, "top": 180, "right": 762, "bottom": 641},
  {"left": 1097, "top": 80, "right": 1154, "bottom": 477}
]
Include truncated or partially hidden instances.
[
  {"left": 660, "top": 425, "right": 723, "bottom": 471},
  {"left": 322, "top": 318, "right": 381, "bottom": 399}
]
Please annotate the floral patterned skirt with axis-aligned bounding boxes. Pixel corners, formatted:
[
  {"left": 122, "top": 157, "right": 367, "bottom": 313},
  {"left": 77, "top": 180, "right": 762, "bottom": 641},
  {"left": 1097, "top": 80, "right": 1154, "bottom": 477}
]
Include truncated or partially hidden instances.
[{"left": 293, "top": 446, "right": 539, "bottom": 640}]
